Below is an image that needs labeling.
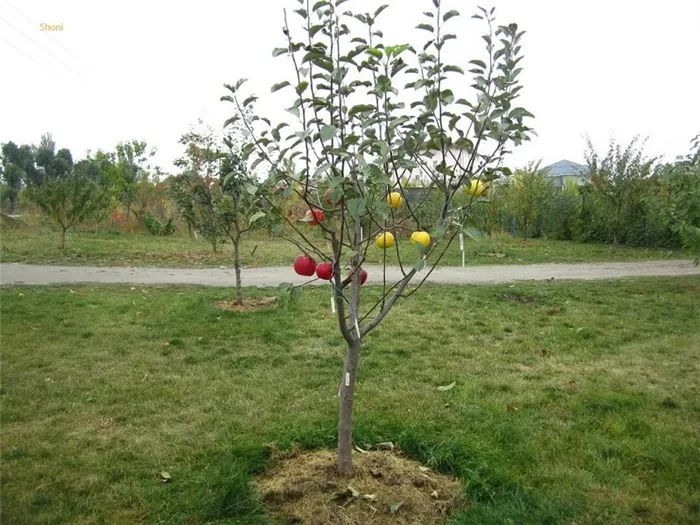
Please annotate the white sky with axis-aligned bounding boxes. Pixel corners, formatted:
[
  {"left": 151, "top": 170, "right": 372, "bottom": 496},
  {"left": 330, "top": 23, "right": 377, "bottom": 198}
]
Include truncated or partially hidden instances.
[{"left": 1, "top": 0, "right": 699, "bottom": 174}]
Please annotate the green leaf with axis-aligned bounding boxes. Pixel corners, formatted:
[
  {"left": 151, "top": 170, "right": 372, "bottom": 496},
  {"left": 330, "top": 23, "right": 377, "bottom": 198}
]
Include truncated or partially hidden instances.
[
  {"left": 272, "top": 47, "right": 288, "bottom": 57},
  {"left": 296, "top": 81, "right": 309, "bottom": 95},
  {"left": 314, "top": 162, "right": 331, "bottom": 176},
  {"left": 243, "top": 95, "right": 258, "bottom": 107},
  {"left": 510, "top": 107, "right": 535, "bottom": 119},
  {"left": 249, "top": 211, "right": 266, "bottom": 225},
  {"left": 469, "top": 59, "right": 487, "bottom": 69},
  {"left": 374, "top": 4, "right": 389, "bottom": 17},
  {"left": 442, "top": 9, "right": 459, "bottom": 21},
  {"left": 246, "top": 183, "right": 258, "bottom": 195},
  {"left": 347, "top": 197, "right": 367, "bottom": 218},
  {"left": 367, "top": 48, "right": 383, "bottom": 59},
  {"left": 320, "top": 125, "right": 338, "bottom": 141},
  {"left": 375, "top": 201, "right": 391, "bottom": 219},
  {"left": 271, "top": 81, "right": 291, "bottom": 93},
  {"left": 440, "top": 89, "right": 455, "bottom": 104},
  {"left": 431, "top": 224, "right": 447, "bottom": 239},
  {"left": 348, "top": 104, "right": 375, "bottom": 117},
  {"left": 416, "top": 23, "right": 434, "bottom": 32},
  {"left": 443, "top": 65, "right": 464, "bottom": 74},
  {"left": 414, "top": 258, "right": 426, "bottom": 271},
  {"left": 463, "top": 226, "right": 483, "bottom": 241}
]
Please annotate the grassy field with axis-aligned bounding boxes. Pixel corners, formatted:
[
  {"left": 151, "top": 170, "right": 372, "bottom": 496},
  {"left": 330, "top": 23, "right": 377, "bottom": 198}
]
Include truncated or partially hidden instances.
[
  {"left": 1, "top": 277, "right": 699, "bottom": 524},
  {"left": 0, "top": 224, "right": 685, "bottom": 268}
]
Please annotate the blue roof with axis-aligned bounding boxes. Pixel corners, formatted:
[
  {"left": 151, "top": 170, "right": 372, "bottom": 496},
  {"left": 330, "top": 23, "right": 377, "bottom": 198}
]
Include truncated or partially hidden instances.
[{"left": 546, "top": 159, "right": 586, "bottom": 177}]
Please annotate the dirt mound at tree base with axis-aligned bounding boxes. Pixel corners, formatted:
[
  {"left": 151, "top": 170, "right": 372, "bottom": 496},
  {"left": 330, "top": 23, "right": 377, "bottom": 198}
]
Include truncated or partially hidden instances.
[{"left": 254, "top": 448, "right": 464, "bottom": 525}]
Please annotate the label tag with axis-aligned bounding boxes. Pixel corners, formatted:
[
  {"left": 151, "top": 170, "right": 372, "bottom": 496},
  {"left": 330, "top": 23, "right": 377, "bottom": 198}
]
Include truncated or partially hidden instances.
[
  {"left": 330, "top": 295, "right": 336, "bottom": 313},
  {"left": 459, "top": 232, "right": 464, "bottom": 251},
  {"left": 345, "top": 372, "right": 350, "bottom": 386}
]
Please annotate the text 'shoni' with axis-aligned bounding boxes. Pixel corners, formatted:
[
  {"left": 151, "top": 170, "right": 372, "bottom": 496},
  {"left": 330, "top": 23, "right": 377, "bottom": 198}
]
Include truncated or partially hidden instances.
[{"left": 40, "top": 23, "right": 64, "bottom": 31}]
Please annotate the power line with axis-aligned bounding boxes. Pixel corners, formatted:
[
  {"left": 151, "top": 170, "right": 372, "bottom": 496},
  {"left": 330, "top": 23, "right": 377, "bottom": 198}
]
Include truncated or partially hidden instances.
[
  {"left": 0, "top": 35, "right": 55, "bottom": 74},
  {"left": 0, "top": 15, "right": 85, "bottom": 79},
  {"left": 3, "top": 0, "right": 84, "bottom": 65}
]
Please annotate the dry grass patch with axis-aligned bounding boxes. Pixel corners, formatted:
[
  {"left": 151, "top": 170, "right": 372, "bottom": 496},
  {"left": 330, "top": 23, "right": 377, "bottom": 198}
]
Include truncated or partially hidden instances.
[{"left": 255, "top": 448, "right": 463, "bottom": 525}]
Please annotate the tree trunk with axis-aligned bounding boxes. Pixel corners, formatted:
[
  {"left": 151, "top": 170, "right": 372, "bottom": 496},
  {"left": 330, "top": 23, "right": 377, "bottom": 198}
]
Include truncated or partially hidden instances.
[
  {"left": 337, "top": 337, "right": 361, "bottom": 475},
  {"left": 60, "top": 227, "right": 68, "bottom": 250},
  {"left": 233, "top": 234, "right": 243, "bottom": 306},
  {"left": 211, "top": 238, "right": 217, "bottom": 252}
]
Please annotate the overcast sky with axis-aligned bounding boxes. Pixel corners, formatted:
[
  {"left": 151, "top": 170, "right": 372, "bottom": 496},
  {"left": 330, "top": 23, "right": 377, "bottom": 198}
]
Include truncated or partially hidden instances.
[{"left": 1, "top": 0, "right": 699, "bottom": 174}]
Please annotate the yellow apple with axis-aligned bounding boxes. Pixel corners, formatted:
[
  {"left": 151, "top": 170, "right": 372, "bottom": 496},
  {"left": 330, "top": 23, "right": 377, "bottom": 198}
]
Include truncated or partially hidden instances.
[
  {"left": 463, "top": 179, "right": 486, "bottom": 197},
  {"left": 410, "top": 231, "right": 431, "bottom": 248},
  {"left": 375, "top": 231, "right": 395, "bottom": 249},
  {"left": 386, "top": 191, "right": 403, "bottom": 208}
]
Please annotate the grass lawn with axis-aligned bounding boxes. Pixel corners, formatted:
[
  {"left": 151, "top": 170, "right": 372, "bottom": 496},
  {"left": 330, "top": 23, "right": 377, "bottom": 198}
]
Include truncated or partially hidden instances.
[
  {"left": 0, "top": 223, "right": 685, "bottom": 269},
  {"left": 1, "top": 277, "right": 699, "bottom": 524}
]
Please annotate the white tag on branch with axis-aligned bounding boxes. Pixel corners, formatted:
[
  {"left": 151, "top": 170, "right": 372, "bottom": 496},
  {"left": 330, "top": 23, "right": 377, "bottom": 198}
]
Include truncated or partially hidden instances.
[
  {"left": 437, "top": 382, "right": 456, "bottom": 391},
  {"left": 459, "top": 232, "right": 464, "bottom": 251},
  {"left": 330, "top": 296, "right": 336, "bottom": 313},
  {"left": 345, "top": 372, "right": 350, "bottom": 387}
]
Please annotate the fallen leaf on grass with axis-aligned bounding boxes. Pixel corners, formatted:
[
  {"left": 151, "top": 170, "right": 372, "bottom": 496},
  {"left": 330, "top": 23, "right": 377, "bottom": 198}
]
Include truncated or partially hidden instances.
[
  {"left": 506, "top": 404, "right": 518, "bottom": 411},
  {"left": 331, "top": 485, "right": 360, "bottom": 507},
  {"left": 390, "top": 501, "right": 404, "bottom": 514},
  {"left": 437, "top": 382, "right": 456, "bottom": 391},
  {"left": 431, "top": 490, "right": 439, "bottom": 499},
  {"left": 160, "top": 471, "right": 172, "bottom": 483},
  {"left": 565, "top": 379, "right": 576, "bottom": 387},
  {"left": 375, "top": 442, "right": 394, "bottom": 451},
  {"left": 419, "top": 466, "right": 431, "bottom": 472},
  {"left": 354, "top": 444, "right": 369, "bottom": 454},
  {"left": 362, "top": 493, "right": 377, "bottom": 502}
]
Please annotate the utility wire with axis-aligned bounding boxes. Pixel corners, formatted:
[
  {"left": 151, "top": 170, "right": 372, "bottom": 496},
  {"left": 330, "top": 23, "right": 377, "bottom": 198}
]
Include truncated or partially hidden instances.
[
  {"left": 0, "top": 35, "right": 56, "bottom": 73},
  {"left": 0, "top": 14, "right": 85, "bottom": 79},
  {"left": 3, "top": 0, "right": 84, "bottom": 65}
]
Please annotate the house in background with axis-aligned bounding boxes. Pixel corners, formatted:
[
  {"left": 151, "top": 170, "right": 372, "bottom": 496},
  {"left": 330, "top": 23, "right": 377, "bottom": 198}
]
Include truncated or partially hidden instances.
[{"left": 545, "top": 159, "right": 587, "bottom": 188}]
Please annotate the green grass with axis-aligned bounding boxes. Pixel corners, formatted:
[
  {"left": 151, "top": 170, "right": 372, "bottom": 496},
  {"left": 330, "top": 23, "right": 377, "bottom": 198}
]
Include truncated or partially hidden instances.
[
  {"left": 2, "top": 277, "right": 699, "bottom": 524},
  {"left": 0, "top": 222, "right": 685, "bottom": 268}
]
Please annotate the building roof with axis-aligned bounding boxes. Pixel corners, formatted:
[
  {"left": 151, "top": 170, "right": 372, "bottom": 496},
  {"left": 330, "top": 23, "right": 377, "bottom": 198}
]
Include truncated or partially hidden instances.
[{"left": 546, "top": 159, "right": 586, "bottom": 177}]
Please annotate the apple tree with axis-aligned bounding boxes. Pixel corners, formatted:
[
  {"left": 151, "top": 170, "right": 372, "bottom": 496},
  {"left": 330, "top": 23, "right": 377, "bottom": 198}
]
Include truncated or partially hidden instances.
[
  {"left": 221, "top": 0, "right": 534, "bottom": 474},
  {"left": 26, "top": 139, "right": 110, "bottom": 250}
]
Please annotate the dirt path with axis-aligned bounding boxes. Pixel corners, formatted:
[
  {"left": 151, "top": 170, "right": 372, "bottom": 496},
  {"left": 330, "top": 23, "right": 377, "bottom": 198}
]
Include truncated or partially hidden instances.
[{"left": 1, "top": 260, "right": 698, "bottom": 287}]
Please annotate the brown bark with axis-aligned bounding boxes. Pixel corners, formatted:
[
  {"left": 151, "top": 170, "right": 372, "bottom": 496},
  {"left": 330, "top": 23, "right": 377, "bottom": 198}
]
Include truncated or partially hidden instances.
[
  {"left": 60, "top": 227, "right": 68, "bottom": 250},
  {"left": 337, "top": 337, "right": 361, "bottom": 475},
  {"left": 233, "top": 233, "right": 243, "bottom": 305}
]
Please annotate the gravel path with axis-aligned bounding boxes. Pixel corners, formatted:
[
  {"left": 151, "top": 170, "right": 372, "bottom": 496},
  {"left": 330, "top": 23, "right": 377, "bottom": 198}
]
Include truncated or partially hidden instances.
[{"left": 1, "top": 260, "right": 698, "bottom": 287}]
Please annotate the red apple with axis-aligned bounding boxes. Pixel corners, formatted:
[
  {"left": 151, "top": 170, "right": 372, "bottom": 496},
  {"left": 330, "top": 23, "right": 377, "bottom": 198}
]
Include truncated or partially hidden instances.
[
  {"left": 304, "top": 208, "right": 325, "bottom": 225},
  {"left": 361, "top": 269, "right": 368, "bottom": 285},
  {"left": 293, "top": 254, "right": 317, "bottom": 276},
  {"left": 324, "top": 188, "right": 343, "bottom": 206},
  {"left": 316, "top": 262, "right": 333, "bottom": 280}
]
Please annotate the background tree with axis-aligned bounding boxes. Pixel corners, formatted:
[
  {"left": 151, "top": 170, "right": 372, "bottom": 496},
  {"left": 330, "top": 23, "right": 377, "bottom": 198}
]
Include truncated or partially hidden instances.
[
  {"left": 662, "top": 133, "right": 700, "bottom": 264},
  {"left": 585, "top": 136, "right": 657, "bottom": 245},
  {"left": 25, "top": 138, "right": 109, "bottom": 249},
  {"left": 504, "top": 161, "right": 554, "bottom": 239},
  {"left": 218, "top": 148, "right": 268, "bottom": 304},
  {"left": 0, "top": 141, "right": 38, "bottom": 214},
  {"left": 173, "top": 121, "right": 228, "bottom": 251},
  {"left": 112, "top": 140, "right": 154, "bottom": 220},
  {"left": 222, "top": 0, "right": 533, "bottom": 474}
]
